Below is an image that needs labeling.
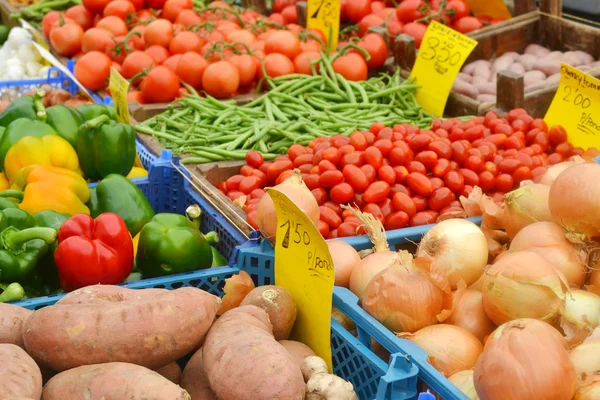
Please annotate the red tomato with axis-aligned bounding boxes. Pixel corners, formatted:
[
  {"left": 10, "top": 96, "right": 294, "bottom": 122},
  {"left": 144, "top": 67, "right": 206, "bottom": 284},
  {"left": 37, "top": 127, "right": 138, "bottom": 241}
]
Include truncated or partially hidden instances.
[
  {"left": 453, "top": 16, "right": 483, "bottom": 33},
  {"left": 265, "top": 31, "right": 301, "bottom": 60},
  {"left": 261, "top": 53, "right": 294, "bottom": 78},
  {"left": 121, "top": 51, "right": 154, "bottom": 80},
  {"left": 74, "top": 51, "right": 112, "bottom": 91},
  {"left": 428, "top": 187, "right": 455, "bottom": 211},
  {"left": 330, "top": 183, "right": 355, "bottom": 204},
  {"left": 414, "top": 150, "right": 438, "bottom": 170},
  {"left": 385, "top": 211, "right": 409, "bottom": 230},
  {"left": 548, "top": 125, "right": 568, "bottom": 146},
  {"left": 358, "top": 14, "right": 384, "bottom": 37},
  {"left": 176, "top": 52, "right": 209, "bottom": 89},
  {"left": 446, "top": 0, "right": 470, "bottom": 20},
  {"left": 495, "top": 174, "right": 514, "bottom": 192},
  {"left": 293, "top": 51, "right": 321, "bottom": 75},
  {"left": 312, "top": 188, "right": 328, "bottom": 205},
  {"left": 444, "top": 170, "right": 465, "bottom": 194},
  {"left": 361, "top": 164, "right": 377, "bottom": 184},
  {"left": 332, "top": 53, "right": 368, "bottom": 81},
  {"left": 319, "top": 206, "right": 342, "bottom": 229},
  {"left": 406, "top": 172, "right": 433, "bottom": 197},
  {"left": 140, "top": 66, "right": 180, "bottom": 103},
  {"left": 318, "top": 220, "right": 330, "bottom": 238},
  {"left": 228, "top": 54, "right": 258, "bottom": 87},
  {"left": 66, "top": 5, "right": 94, "bottom": 30},
  {"left": 202, "top": 61, "right": 240, "bottom": 98},
  {"left": 478, "top": 171, "right": 495, "bottom": 192},
  {"left": 239, "top": 175, "right": 262, "bottom": 194},
  {"left": 145, "top": 45, "right": 170, "bottom": 64},
  {"left": 364, "top": 146, "right": 384, "bottom": 169},
  {"left": 169, "top": 31, "right": 203, "bottom": 54},
  {"left": 378, "top": 165, "right": 396, "bottom": 185},
  {"left": 144, "top": 19, "right": 174, "bottom": 48},
  {"left": 82, "top": 0, "right": 111, "bottom": 15},
  {"left": 410, "top": 211, "right": 438, "bottom": 226},
  {"left": 402, "top": 22, "right": 427, "bottom": 47},
  {"left": 396, "top": 0, "right": 425, "bottom": 23},
  {"left": 363, "top": 181, "right": 390, "bottom": 203},
  {"left": 356, "top": 33, "right": 388, "bottom": 69},
  {"left": 346, "top": 0, "right": 372, "bottom": 23},
  {"left": 319, "top": 170, "right": 344, "bottom": 188},
  {"left": 343, "top": 165, "right": 369, "bottom": 193},
  {"left": 50, "top": 20, "right": 83, "bottom": 57},
  {"left": 392, "top": 192, "right": 416, "bottom": 217},
  {"left": 363, "top": 203, "right": 385, "bottom": 222}
]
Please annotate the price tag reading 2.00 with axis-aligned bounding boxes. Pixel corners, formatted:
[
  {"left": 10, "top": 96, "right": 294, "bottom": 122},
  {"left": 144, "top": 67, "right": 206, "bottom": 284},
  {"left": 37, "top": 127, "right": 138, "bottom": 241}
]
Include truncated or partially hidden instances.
[
  {"left": 267, "top": 187, "right": 334, "bottom": 372},
  {"left": 545, "top": 64, "right": 600, "bottom": 149},
  {"left": 409, "top": 21, "right": 477, "bottom": 117},
  {"left": 307, "top": 0, "right": 340, "bottom": 50}
]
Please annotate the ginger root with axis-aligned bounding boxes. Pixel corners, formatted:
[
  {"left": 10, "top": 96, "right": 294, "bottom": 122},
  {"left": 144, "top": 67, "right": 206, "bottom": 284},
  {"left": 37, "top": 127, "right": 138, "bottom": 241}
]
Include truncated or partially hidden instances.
[{"left": 300, "top": 356, "right": 358, "bottom": 400}]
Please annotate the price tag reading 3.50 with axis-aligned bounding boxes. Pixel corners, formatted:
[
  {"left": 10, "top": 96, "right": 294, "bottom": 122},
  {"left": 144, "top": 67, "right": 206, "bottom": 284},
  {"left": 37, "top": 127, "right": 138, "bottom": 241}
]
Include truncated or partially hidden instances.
[
  {"left": 409, "top": 21, "right": 477, "bottom": 117},
  {"left": 307, "top": 0, "right": 340, "bottom": 50},
  {"left": 544, "top": 64, "right": 600, "bottom": 149},
  {"left": 267, "top": 187, "right": 334, "bottom": 372}
]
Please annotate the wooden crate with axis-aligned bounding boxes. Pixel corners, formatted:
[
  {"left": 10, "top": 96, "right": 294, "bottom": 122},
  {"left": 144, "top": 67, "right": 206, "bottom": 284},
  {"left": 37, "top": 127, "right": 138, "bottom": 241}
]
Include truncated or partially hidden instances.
[
  {"left": 1, "top": 0, "right": 21, "bottom": 29},
  {"left": 393, "top": 1, "right": 600, "bottom": 117}
]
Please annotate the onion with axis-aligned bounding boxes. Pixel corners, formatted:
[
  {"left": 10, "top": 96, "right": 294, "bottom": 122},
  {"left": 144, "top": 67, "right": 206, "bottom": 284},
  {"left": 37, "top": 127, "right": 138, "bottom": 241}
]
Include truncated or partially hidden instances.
[
  {"left": 539, "top": 155, "right": 586, "bottom": 186},
  {"left": 345, "top": 206, "right": 396, "bottom": 298},
  {"left": 575, "top": 374, "right": 600, "bottom": 400},
  {"left": 257, "top": 170, "right": 319, "bottom": 241},
  {"left": 474, "top": 318, "right": 577, "bottom": 400},
  {"left": 327, "top": 240, "right": 360, "bottom": 288},
  {"left": 481, "top": 250, "right": 569, "bottom": 326},
  {"left": 503, "top": 183, "right": 552, "bottom": 239},
  {"left": 416, "top": 219, "right": 488, "bottom": 291},
  {"left": 585, "top": 327, "right": 600, "bottom": 343},
  {"left": 570, "top": 341, "right": 600, "bottom": 379},
  {"left": 549, "top": 163, "right": 600, "bottom": 244},
  {"left": 561, "top": 290, "right": 600, "bottom": 341},
  {"left": 591, "top": 270, "right": 600, "bottom": 286},
  {"left": 362, "top": 254, "right": 452, "bottom": 333},
  {"left": 446, "top": 289, "right": 496, "bottom": 343},
  {"left": 448, "top": 370, "right": 479, "bottom": 400},
  {"left": 217, "top": 270, "right": 255, "bottom": 316},
  {"left": 398, "top": 324, "right": 483, "bottom": 377},
  {"left": 508, "top": 222, "right": 588, "bottom": 287}
]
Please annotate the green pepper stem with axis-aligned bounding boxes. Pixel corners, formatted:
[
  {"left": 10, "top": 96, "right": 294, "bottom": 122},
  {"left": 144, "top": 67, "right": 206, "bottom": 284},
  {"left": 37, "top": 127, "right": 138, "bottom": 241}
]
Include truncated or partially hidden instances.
[
  {"left": 0, "top": 190, "right": 24, "bottom": 201},
  {"left": 34, "top": 89, "right": 47, "bottom": 121},
  {"left": 186, "top": 204, "right": 202, "bottom": 230},
  {"left": 2, "top": 227, "right": 57, "bottom": 250},
  {"left": 0, "top": 282, "right": 25, "bottom": 303},
  {"left": 84, "top": 115, "right": 111, "bottom": 129},
  {"left": 203, "top": 231, "right": 218, "bottom": 246}
]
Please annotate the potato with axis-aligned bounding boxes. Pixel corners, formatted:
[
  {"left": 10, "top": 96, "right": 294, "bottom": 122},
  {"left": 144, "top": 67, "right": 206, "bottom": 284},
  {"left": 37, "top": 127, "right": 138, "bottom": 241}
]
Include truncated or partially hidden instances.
[
  {"left": 0, "top": 303, "right": 32, "bottom": 348},
  {"left": 533, "top": 57, "right": 561, "bottom": 76},
  {"left": 591, "top": 61, "right": 600, "bottom": 69},
  {"left": 462, "top": 60, "right": 490, "bottom": 75},
  {"left": 240, "top": 286, "right": 297, "bottom": 340},
  {"left": 562, "top": 51, "right": 584, "bottom": 66},
  {"left": 546, "top": 73, "right": 561, "bottom": 84},
  {"left": 279, "top": 340, "right": 317, "bottom": 368},
  {"left": 203, "top": 305, "right": 305, "bottom": 400},
  {"left": 155, "top": 362, "right": 182, "bottom": 384},
  {"left": 574, "top": 50, "right": 594, "bottom": 65},
  {"left": 523, "top": 70, "right": 547, "bottom": 86},
  {"left": 508, "top": 62, "right": 526, "bottom": 75},
  {"left": 181, "top": 349, "right": 217, "bottom": 400},
  {"left": 0, "top": 344, "right": 42, "bottom": 400},
  {"left": 457, "top": 72, "right": 473, "bottom": 83},
  {"left": 472, "top": 62, "right": 492, "bottom": 81},
  {"left": 24, "top": 287, "right": 220, "bottom": 371},
  {"left": 524, "top": 44, "right": 550, "bottom": 58},
  {"left": 41, "top": 362, "right": 190, "bottom": 400},
  {"left": 476, "top": 94, "right": 497, "bottom": 103},
  {"left": 492, "top": 55, "right": 514, "bottom": 73},
  {"left": 474, "top": 82, "right": 496, "bottom": 96},
  {"left": 452, "top": 79, "right": 478, "bottom": 99},
  {"left": 518, "top": 54, "right": 537, "bottom": 71},
  {"left": 578, "top": 65, "right": 591, "bottom": 72},
  {"left": 57, "top": 284, "right": 167, "bottom": 305},
  {"left": 471, "top": 76, "right": 488, "bottom": 86}
]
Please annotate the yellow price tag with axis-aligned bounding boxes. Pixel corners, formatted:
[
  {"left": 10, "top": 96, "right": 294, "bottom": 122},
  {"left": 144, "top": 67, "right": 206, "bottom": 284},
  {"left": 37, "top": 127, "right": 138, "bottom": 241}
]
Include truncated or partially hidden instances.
[
  {"left": 109, "top": 67, "right": 131, "bottom": 125},
  {"left": 307, "top": 0, "right": 340, "bottom": 51},
  {"left": 409, "top": 21, "right": 477, "bottom": 117},
  {"left": 268, "top": 187, "right": 334, "bottom": 372},
  {"left": 544, "top": 64, "right": 600, "bottom": 150},
  {"left": 463, "top": 0, "right": 511, "bottom": 19}
]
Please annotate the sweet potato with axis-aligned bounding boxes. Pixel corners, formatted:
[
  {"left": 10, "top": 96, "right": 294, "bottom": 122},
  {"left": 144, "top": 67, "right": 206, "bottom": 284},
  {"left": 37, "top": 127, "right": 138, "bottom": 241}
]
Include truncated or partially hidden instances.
[
  {"left": 57, "top": 284, "right": 167, "bottom": 305},
  {"left": 477, "top": 94, "right": 497, "bottom": 103},
  {"left": 155, "top": 362, "right": 182, "bottom": 384},
  {"left": 472, "top": 62, "right": 492, "bottom": 80},
  {"left": 0, "top": 303, "right": 32, "bottom": 348},
  {"left": 508, "top": 62, "right": 526, "bottom": 75},
  {"left": 452, "top": 79, "right": 478, "bottom": 99},
  {"left": 518, "top": 54, "right": 537, "bottom": 71},
  {"left": 41, "top": 362, "right": 190, "bottom": 400},
  {"left": 523, "top": 70, "right": 547, "bottom": 87},
  {"left": 181, "top": 349, "right": 217, "bottom": 400},
  {"left": 524, "top": 44, "right": 551, "bottom": 58},
  {"left": 0, "top": 344, "right": 42, "bottom": 399},
  {"left": 24, "top": 287, "right": 221, "bottom": 371},
  {"left": 240, "top": 286, "right": 297, "bottom": 340},
  {"left": 279, "top": 340, "right": 317, "bottom": 368},
  {"left": 203, "top": 305, "right": 305, "bottom": 400}
]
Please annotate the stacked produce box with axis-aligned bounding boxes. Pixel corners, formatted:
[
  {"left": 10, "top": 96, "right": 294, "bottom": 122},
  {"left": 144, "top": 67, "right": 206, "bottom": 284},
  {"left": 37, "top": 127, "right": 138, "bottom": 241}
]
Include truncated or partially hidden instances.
[{"left": 0, "top": 0, "right": 598, "bottom": 399}]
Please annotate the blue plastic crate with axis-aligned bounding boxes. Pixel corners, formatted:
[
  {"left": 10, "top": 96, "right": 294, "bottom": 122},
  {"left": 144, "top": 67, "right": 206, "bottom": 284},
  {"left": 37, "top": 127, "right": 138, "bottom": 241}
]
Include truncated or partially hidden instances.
[
  {"left": 136, "top": 137, "right": 160, "bottom": 170},
  {"left": 12, "top": 150, "right": 247, "bottom": 310},
  {"left": 12, "top": 262, "right": 403, "bottom": 400}
]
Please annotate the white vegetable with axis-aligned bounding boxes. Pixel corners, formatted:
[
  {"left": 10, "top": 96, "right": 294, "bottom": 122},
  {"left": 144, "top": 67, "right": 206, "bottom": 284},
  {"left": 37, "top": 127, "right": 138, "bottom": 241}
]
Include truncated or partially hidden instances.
[
  {"left": 0, "top": 28, "right": 47, "bottom": 81},
  {"left": 301, "top": 357, "right": 358, "bottom": 400}
]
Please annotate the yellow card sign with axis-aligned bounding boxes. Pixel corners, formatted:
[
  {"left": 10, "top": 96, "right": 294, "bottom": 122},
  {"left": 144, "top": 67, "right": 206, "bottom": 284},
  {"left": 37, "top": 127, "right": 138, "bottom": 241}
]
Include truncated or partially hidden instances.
[
  {"left": 307, "top": 0, "right": 340, "bottom": 51},
  {"left": 409, "top": 21, "right": 477, "bottom": 117},
  {"left": 109, "top": 67, "right": 131, "bottom": 125},
  {"left": 267, "top": 188, "right": 334, "bottom": 372},
  {"left": 463, "top": 0, "right": 511, "bottom": 19},
  {"left": 545, "top": 64, "right": 600, "bottom": 149}
]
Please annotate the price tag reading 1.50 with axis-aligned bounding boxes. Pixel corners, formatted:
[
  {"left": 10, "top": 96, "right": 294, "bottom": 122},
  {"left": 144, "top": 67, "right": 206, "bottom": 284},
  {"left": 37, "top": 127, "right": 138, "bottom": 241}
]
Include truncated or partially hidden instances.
[
  {"left": 544, "top": 64, "right": 600, "bottom": 149},
  {"left": 267, "top": 187, "right": 334, "bottom": 373},
  {"left": 409, "top": 21, "right": 477, "bottom": 117}
]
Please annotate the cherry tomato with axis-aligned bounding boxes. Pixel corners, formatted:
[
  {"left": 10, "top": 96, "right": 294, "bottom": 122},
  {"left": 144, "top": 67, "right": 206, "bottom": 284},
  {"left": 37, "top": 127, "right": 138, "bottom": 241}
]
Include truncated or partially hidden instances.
[
  {"left": 408, "top": 133, "right": 433, "bottom": 152},
  {"left": 312, "top": 188, "right": 328, "bottom": 205},
  {"left": 346, "top": 0, "right": 372, "bottom": 22},
  {"left": 396, "top": 0, "right": 425, "bottom": 23},
  {"left": 364, "top": 146, "right": 384, "bottom": 169},
  {"left": 430, "top": 177, "right": 444, "bottom": 190},
  {"left": 361, "top": 164, "right": 377, "bottom": 183},
  {"left": 393, "top": 165, "right": 409, "bottom": 183},
  {"left": 389, "top": 147, "right": 412, "bottom": 166},
  {"left": 433, "top": 159, "right": 451, "bottom": 177},
  {"left": 495, "top": 174, "right": 514, "bottom": 192},
  {"left": 406, "top": 172, "right": 433, "bottom": 197},
  {"left": 385, "top": 211, "right": 409, "bottom": 230},
  {"left": 363, "top": 181, "right": 390, "bottom": 203},
  {"left": 330, "top": 183, "right": 355, "bottom": 204},
  {"left": 238, "top": 175, "right": 262, "bottom": 194},
  {"left": 408, "top": 161, "right": 426, "bottom": 174},
  {"left": 341, "top": 151, "right": 365, "bottom": 168},
  {"left": 444, "top": 170, "right": 465, "bottom": 194},
  {"left": 498, "top": 158, "right": 523, "bottom": 174},
  {"left": 377, "top": 165, "right": 396, "bottom": 185},
  {"left": 319, "top": 206, "right": 342, "bottom": 229},
  {"left": 373, "top": 139, "right": 393, "bottom": 157},
  {"left": 428, "top": 187, "right": 455, "bottom": 211},
  {"left": 318, "top": 220, "right": 330, "bottom": 238},
  {"left": 318, "top": 160, "right": 337, "bottom": 173},
  {"left": 343, "top": 165, "right": 369, "bottom": 193},
  {"left": 392, "top": 192, "right": 416, "bottom": 217},
  {"left": 337, "top": 222, "right": 360, "bottom": 237},
  {"left": 459, "top": 168, "right": 479, "bottom": 187},
  {"left": 363, "top": 203, "right": 385, "bottom": 222},
  {"left": 410, "top": 210, "right": 438, "bottom": 226},
  {"left": 429, "top": 139, "right": 452, "bottom": 159},
  {"left": 319, "top": 170, "right": 344, "bottom": 188},
  {"left": 548, "top": 125, "right": 568, "bottom": 146},
  {"left": 453, "top": 16, "right": 483, "bottom": 34},
  {"left": 478, "top": 171, "right": 495, "bottom": 192}
]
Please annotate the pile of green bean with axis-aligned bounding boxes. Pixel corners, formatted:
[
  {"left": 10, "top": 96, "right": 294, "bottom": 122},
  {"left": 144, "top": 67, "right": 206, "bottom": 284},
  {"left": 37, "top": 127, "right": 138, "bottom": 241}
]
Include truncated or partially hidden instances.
[{"left": 136, "top": 65, "right": 433, "bottom": 164}]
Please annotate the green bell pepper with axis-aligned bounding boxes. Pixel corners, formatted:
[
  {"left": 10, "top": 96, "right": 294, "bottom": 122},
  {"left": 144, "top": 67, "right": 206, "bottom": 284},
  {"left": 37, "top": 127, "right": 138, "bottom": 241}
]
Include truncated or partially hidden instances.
[
  {"left": 88, "top": 174, "right": 154, "bottom": 236},
  {"left": 33, "top": 210, "right": 69, "bottom": 291},
  {"left": 136, "top": 213, "right": 213, "bottom": 278},
  {"left": 45, "top": 105, "right": 85, "bottom": 148},
  {"left": 0, "top": 118, "right": 57, "bottom": 171},
  {"left": 0, "top": 208, "right": 56, "bottom": 282},
  {"left": 77, "top": 115, "right": 136, "bottom": 180},
  {"left": 77, "top": 104, "right": 116, "bottom": 121},
  {"left": 0, "top": 89, "right": 45, "bottom": 128}
]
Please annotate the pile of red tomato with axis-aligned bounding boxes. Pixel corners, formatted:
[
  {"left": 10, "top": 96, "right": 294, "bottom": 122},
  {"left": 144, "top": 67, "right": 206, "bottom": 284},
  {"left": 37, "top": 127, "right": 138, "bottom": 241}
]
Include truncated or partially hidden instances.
[
  {"left": 42, "top": 0, "right": 388, "bottom": 103},
  {"left": 220, "top": 109, "right": 582, "bottom": 239},
  {"left": 272, "top": 0, "right": 506, "bottom": 48}
]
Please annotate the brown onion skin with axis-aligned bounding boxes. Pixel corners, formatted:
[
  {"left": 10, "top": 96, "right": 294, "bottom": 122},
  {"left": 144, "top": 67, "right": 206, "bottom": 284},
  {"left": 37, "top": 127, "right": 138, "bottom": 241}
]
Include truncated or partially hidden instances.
[
  {"left": 574, "top": 374, "right": 600, "bottom": 400},
  {"left": 446, "top": 289, "right": 496, "bottom": 344},
  {"left": 474, "top": 318, "right": 576, "bottom": 400},
  {"left": 328, "top": 240, "right": 361, "bottom": 288},
  {"left": 503, "top": 184, "right": 552, "bottom": 240},
  {"left": 348, "top": 251, "right": 396, "bottom": 299},
  {"left": 508, "top": 221, "right": 588, "bottom": 287}
]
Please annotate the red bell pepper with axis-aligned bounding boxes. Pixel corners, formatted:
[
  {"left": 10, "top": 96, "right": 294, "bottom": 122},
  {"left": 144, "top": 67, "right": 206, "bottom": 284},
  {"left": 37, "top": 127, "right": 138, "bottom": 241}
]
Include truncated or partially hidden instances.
[{"left": 54, "top": 213, "right": 134, "bottom": 292}]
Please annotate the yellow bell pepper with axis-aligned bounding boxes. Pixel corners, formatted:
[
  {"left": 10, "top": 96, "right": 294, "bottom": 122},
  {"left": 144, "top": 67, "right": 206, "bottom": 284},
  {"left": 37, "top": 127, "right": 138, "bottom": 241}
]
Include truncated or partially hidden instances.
[
  {"left": 0, "top": 172, "right": 9, "bottom": 191},
  {"left": 132, "top": 232, "right": 140, "bottom": 256},
  {"left": 126, "top": 167, "right": 148, "bottom": 179},
  {"left": 4, "top": 135, "right": 80, "bottom": 183},
  {"left": 7, "top": 165, "right": 90, "bottom": 216}
]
